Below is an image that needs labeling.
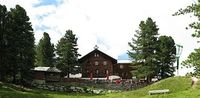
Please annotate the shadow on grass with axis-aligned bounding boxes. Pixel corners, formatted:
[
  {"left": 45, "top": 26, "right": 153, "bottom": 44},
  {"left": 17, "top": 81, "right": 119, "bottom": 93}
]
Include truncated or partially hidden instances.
[
  {"left": 0, "top": 82, "right": 105, "bottom": 98},
  {"left": 0, "top": 87, "right": 105, "bottom": 98},
  {"left": 32, "top": 88, "right": 105, "bottom": 98},
  {"left": 0, "top": 90, "right": 51, "bottom": 98},
  {"left": 0, "top": 82, "right": 52, "bottom": 98}
]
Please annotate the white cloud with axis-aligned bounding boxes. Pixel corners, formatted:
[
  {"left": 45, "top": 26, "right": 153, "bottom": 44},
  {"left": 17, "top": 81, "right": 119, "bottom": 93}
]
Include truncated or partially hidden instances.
[{"left": 0, "top": 0, "right": 198, "bottom": 75}]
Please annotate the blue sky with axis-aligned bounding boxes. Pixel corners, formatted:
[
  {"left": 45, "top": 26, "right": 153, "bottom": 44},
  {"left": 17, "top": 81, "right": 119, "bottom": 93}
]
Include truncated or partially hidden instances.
[
  {"left": 0, "top": 0, "right": 196, "bottom": 75},
  {"left": 118, "top": 53, "right": 130, "bottom": 60},
  {"left": 33, "top": 0, "right": 63, "bottom": 7},
  {"left": 33, "top": 0, "right": 63, "bottom": 32}
]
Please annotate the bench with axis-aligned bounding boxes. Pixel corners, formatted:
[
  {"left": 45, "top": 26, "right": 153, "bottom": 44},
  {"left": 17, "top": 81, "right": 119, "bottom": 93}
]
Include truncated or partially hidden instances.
[{"left": 148, "top": 89, "right": 169, "bottom": 95}]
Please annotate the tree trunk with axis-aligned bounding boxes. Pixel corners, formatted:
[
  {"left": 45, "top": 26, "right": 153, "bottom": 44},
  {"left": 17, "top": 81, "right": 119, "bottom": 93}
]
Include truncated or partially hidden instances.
[
  {"left": 67, "top": 73, "right": 70, "bottom": 78},
  {"left": 0, "top": 70, "right": 2, "bottom": 81},
  {"left": 146, "top": 76, "right": 151, "bottom": 84},
  {"left": 12, "top": 74, "right": 16, "bottom": 84},
  {"left": 161, "top": 61, "right": 164, "bottom": 79}
]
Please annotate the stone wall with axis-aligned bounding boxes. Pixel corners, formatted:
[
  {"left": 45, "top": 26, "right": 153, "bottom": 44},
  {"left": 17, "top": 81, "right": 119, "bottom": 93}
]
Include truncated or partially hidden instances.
[
  {"left": 32, "top": 84, "right": 121, "bottom": 94},
  {"left": 32, "top": 79, "right": 45, "bottom": 84},
  {"left": 31, "top": 83, "right": 119, "bottom": 94},
  {"left": 62, "top": 78, "right": 85, "bottom": 83},
  {"left": 31, "top": 79, "right": 148, "bottom": 94}
]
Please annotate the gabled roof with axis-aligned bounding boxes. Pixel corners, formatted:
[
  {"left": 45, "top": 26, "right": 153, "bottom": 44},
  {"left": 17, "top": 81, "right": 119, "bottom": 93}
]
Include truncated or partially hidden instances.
[
  {"left": 33, "top": 67, "right": 61, "bottom": 73},
  {"left": 79, "top": 49, "right": 117, "bottom": 63}
]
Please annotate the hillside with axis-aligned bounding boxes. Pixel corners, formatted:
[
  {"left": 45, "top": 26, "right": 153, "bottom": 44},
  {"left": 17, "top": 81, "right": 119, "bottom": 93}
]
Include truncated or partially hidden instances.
[
  {"left": 0, "top": 77, "right": 199, "bottom": 98},
  {"left": 106, "top": 76, "right": 195, "bottom": 98}
]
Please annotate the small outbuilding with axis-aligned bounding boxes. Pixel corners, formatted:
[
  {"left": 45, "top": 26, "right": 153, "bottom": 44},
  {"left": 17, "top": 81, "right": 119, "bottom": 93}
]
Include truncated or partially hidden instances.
[{"left": 32, "top": 67, "right": 61, "bottom": 84}]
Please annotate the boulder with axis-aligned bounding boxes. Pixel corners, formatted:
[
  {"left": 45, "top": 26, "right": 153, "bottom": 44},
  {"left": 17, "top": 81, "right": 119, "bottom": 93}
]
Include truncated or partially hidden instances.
[{"left": 191, "top": 77, "right": 199, "bottom": 89}]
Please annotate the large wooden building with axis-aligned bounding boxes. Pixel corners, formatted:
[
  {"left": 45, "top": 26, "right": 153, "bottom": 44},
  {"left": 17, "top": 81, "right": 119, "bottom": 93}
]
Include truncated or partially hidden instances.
[
  {"left": 79, "top": 48, "right": 117, "bottom": 79},
  {"left": 79, "top": 47, "right": 134, "bottom": 79}
]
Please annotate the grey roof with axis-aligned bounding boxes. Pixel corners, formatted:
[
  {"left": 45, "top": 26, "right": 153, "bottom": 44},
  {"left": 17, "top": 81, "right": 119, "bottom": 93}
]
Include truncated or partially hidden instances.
[
  {"left": 47, "top": 67, "right": 61, "bottom": 73},
  {"left": 33, "top": 67, "right": 61, "bottom": 73},
  {"left": 117, "top": 60, "right": 132, "bottom": 64},
  {"left": 33, "top": 67, "right": 50, "bottom": 71}
]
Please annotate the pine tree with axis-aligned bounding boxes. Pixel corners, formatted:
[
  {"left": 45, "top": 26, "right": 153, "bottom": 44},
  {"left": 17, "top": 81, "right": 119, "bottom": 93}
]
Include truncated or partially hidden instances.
[
  {"left": 156, "top": 36, "right": 176, "bottom": 79},
  {"left": 56, "top": 30, "right": 80, "bottom": 77},
  {"left": 0, "top": 4, "right": 9, "bottom": 81},
  {"left": 36, "top": 32, "right": 55, "bottom": 67},
  {"left": 0, "top": 5, "right": 35, "bottom": 83},
  {"left": 128, "top": 18, "right": 159, "bottom": 83},
  {"left": 9, "top": 5, "right": 35, "bottom": 84}
]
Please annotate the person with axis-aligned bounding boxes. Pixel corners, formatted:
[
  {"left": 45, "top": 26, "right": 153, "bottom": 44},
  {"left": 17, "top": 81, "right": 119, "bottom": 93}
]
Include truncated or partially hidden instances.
[{"left": 115, "top": 79, "right": 121, "bottom": 85}]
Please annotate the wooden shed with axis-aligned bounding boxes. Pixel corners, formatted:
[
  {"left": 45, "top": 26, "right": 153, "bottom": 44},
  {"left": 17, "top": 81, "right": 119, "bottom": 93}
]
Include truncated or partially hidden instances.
[{"left": 32, "top": 67, "right": 61, "bottom": 84}]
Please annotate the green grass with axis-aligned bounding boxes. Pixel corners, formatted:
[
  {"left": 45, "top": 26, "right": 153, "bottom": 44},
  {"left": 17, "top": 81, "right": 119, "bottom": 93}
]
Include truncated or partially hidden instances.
[
  {"left": 0, "top": 83, "right": 49, "bottom": 98},
  {"left": 0, "top": 82, "right": 101, "bottom": 98},
  {"left": 1, "top": 76, "right": 200, "bottom": 98},
  {"left": 105, "top": 76, "right": 193, "bottom": 98}
]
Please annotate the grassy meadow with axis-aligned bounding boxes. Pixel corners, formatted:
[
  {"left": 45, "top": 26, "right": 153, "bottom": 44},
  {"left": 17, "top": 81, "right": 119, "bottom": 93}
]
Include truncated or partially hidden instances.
[{"left": 1, "top": 77, "right": 200, "bottom": 98}]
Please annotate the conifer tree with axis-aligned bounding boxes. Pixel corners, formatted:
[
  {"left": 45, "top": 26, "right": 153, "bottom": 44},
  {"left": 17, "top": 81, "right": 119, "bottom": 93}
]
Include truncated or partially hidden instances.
[
  {"left": 128, "top": 18, "right": 159, "bottom": 82},
  {"left": 156, "top": 36, "right": 176, "bottom": 79},
  {"left": 56, "top": 30, "right": 80, "bottom": 77},
  {"left": 9, "top": 5, "right": 35, "bottom": 83},
  {"left": 0, "top": 4, "right": 9, "bottom": 81},
  {"left": 0, "top": 4, "right": 35, "bottom": 83},
  {"left": 36, "top": 32, "right": 55, "bottom": 67}
]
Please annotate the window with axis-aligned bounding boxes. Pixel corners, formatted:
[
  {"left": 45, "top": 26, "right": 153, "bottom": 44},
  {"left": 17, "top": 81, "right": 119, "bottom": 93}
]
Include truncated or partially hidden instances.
[
  {"left": 105, "top": 69, "right": 109, "bottom": 74},
  {"left": 120, "top": 65, "right": 124, "bottom": 69},
  {"left": 95, "top": 61, "right": 99, "bottom": 65},
  {"left": 96, "top": 69, "right": 99, "bottom": 74},
  {"left": 94, "top": 53, "right": 99, "bottom": 57},
  {"left": 87, "top": 61, "right": 91, "bottom": 66},
  {"left": 103, "top": 61, "right": 107, "bottom": 65}
]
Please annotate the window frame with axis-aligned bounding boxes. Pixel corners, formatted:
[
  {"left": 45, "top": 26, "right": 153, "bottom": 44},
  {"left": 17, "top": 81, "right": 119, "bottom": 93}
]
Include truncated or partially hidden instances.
[
  {"left": 103, "top": 61, "right": 107, "bottom": 66},
  {"left": 95, "top": 61, "right": 99, "bottom": 65}
]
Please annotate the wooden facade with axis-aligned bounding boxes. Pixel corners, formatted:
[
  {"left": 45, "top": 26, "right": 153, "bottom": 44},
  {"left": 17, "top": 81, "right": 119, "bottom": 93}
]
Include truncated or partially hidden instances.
[
  {"left": 33, "top": 67, "right": 61, "bottom": 84},
  {"left": 79, "top": 48, "right": 117, "bottom": 79},
  {"left": 114, "top": 63, "right": 133, "bottom": 79},
  {"left": 79, "top": 48, "right": 134, "bottom": 79}
]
